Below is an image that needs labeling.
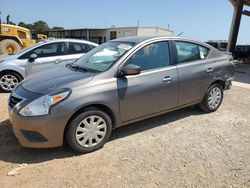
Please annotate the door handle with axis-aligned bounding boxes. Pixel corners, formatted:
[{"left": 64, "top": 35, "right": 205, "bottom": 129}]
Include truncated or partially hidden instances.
[
  {"left": 55, "top": 59, "right": 63, "bottom": 64},
  {"left": 163, "top": 76, "right": 173, "bottom": 83},
  {"left": 206, "top": 68, "right": 214, "bottom": 73}
]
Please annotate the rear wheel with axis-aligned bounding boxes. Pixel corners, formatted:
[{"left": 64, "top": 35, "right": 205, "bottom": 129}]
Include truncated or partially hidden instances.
[
  {"left": 0, "top": 71, "right": 22, "bottom": 92},
  {"left": 199, "top": 84, "right": 224, "bottom": 113},
  {"left": 65, "top": 108, "right": 112, "bottom": 153},
  {"left": 0, "top": 39, "right": 21, "bottom": 54}
]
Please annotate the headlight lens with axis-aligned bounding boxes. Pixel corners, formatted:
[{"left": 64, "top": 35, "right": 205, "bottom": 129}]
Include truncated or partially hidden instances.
[{"left": 19, "top": 89, "right": 71, "bottom": 117}]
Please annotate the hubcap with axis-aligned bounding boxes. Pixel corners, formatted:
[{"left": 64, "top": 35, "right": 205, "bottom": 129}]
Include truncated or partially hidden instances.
[
  {"left": 5, "top": 45, "right": 15, "bottom": 54},
  {"left": 208, "top": 87, "right": 222, "bottom": 109},
  {"left": 75, "top": 115, "right": 107, "bottom": 148},
  {"left": 0, "top": 74, "right": 19, "bottom": 91}
]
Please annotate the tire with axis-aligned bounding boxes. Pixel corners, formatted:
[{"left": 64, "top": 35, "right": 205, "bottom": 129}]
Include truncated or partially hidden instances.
[
  {"left": 0, "top": 39, "right": 21, "bottom": 54},
  {"left": 0, "top": 71, "right": 22, "bottom": 92},
  {"left": 65, "top": 108, "right": 112, "bottom": 153},
  {"left": 199, "top": 84, "right": 224, "bottom": 113}
]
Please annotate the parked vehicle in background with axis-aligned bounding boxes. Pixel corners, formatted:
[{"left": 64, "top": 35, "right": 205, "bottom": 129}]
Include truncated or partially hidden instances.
[
  {"left": 35, "top": 33, "right": 48, "bottom": 42},
  {"left": 206, "top": 40, "right": 228, "bottom": 51},
  {"left": 234, "top": 45, "right": 250, "bottom": 63},
  {"left": 8, "top": 36, "right": 235, "bottom": 153},
  {"left": 0, "top": 23, "right": 36, "bottom": 54},
  {"left": 0, "top": 23, "right": 48, "bottom": 54},
  {"left": 0, "top": 38, "right": 98, "bottom": 92}
]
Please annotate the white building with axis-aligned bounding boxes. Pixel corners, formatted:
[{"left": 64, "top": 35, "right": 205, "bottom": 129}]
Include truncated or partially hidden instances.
[{"left": 48, "top": 26, "right": 174, "bottom": 44}]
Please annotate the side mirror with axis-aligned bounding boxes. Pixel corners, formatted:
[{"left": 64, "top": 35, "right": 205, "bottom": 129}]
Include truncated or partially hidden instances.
[
  {"left": 121, "top": 64, "right": 141, "bottom": 76},
  {"left": 29, "top": 54, "right": 38, "bottom": 62}
]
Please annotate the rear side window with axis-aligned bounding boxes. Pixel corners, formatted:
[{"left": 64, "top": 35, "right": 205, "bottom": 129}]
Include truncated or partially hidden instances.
[
  {"left": 68, "top": 42, "right": 92, "bottom": 54},
  {"left": 125, "top": 41, "right": 171, "bottom": 71},
  {"left": 175, "top": 41, "right": 200, "bottom": 63},
  {"left": 199, "top": 45, "right": 210, "bottom": 59}
]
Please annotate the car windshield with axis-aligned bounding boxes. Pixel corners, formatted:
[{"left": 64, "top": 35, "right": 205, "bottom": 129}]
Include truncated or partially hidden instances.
[{"left": 74, "top": 41, "right": 134, "bottom": 72}]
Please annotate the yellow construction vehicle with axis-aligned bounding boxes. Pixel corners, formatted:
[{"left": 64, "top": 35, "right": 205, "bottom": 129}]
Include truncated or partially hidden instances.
[
  {"left": 0, "top": 24, "right": 48, "bottom": 54},
  {"left": 36, "top": 33, "right": 47, "bottom": 41},
  {"left": 0, "top": 23, "right": 36, "bottom": 54}
]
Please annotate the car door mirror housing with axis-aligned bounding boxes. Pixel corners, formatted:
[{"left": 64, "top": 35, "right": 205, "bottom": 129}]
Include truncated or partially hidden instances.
[
  {"left": 29, "top": 54, "right": 38, "bottom": 62},
  {"left": 121, "top": 64, "right": 141, "bottom": 76}
]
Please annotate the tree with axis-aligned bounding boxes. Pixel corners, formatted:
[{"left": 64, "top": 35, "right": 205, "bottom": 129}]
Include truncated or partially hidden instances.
[
  {"left": 32, "top": 20, "right": 50, "bottom": 34},
  {"left": 52, "top": 26, "right": 64, "bottom": 30},
  {"left": 18, "top": 22, "right": 27, "bottom": 28}
]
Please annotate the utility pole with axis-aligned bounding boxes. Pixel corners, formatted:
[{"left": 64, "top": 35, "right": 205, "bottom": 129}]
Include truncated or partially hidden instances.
[
  {"left": 0, "top": 11, "right": 2, "bottom": 34},
  {"left": 227, "top": 0, "right": 244, "bottom": 52}
]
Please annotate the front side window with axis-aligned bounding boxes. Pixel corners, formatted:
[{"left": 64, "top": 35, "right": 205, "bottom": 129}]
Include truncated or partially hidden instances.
[
  {"left": 74, "top": 41, "right": 134, "bottom": 72},
  {"left": 125, "top": 41, "right": 170, "bottom": 71},
  {"left": 175, "top": 41, "right": 201, "bottom": 63},
  {"left": 68, "top": 42, "right": 93, "bottom": 54},
  {"left": 19, "top": 42, "right": 65, "bottom": 59}
]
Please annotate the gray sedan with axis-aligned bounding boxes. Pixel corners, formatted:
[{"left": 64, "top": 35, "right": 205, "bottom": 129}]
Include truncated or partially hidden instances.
[
  {"left": 0, "top": 39, "right": 98, "bottom": 92},
  {"left": 8, "top": 36, "right": 235, "bottom": 153}
]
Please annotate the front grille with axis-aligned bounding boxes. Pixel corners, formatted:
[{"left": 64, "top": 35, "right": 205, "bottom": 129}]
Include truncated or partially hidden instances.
[{"left": 9, "top": 96, "right": 23, "bottom": 108}]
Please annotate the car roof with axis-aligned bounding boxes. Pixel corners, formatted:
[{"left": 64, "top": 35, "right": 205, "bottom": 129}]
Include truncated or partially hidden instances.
[
  {"left": 112, "top": 36, "right": 203, "bottom": 44},
  {"left": 39, "top": 38, "right": 98, "bottom": 46}
]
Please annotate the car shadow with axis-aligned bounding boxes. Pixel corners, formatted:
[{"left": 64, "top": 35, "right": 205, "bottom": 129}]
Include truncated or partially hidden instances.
[{"left": 0, "top": 107, "right": 204, "bottom": 164}]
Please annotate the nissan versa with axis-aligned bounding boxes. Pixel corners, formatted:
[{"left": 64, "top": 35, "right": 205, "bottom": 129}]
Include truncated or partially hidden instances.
[{"left": 8, "top": 36, "right": 235, "bottom": 153}]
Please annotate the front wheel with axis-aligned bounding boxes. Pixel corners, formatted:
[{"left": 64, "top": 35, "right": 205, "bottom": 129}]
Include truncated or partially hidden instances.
[
  {"left": 199, "top": 84, "right": 224, "bottom": 113},
  {"left": 65, "top": 108, "right": 112, "bottom": 153},
  {"left": 0, "top": 72, "right": 22, "bottom": 92}
]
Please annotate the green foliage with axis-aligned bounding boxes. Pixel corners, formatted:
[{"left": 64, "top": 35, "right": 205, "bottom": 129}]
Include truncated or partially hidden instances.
[
  {"left": 52, "top": 26, "right": 64, "bottom": 30},
  {"left": 17, "top": 20, "right": 64, "bottom": 34}
]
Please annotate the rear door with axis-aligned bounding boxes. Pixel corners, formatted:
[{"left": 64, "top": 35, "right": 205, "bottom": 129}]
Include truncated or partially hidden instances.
[
  {"left": 118, "top": 41, "right": 178, "bottom": 122},
  {"left": 174, "top": 41, "right": 213, "bottom": 106},
  {"left": 66, "top": 42, "right": 95, "bottom": 63},
  {"left": 25, "top": 42, "right": 67, "bottom": 76}
]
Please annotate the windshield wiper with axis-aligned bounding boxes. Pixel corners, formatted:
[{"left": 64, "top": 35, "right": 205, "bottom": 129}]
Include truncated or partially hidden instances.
[{"left": 67, "top": 63, "right": 88, "bottom": 72}]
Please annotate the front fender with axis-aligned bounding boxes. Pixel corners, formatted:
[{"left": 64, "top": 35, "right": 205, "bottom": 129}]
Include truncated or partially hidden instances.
[{"left": 0, "top": 62, "right": 26, "bottom": 78}]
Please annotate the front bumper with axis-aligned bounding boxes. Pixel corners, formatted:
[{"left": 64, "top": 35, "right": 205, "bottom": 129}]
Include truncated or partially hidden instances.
[
  {"left": 8, "top": 85, "right": 71, "bottom": 148},
  {"left": 9, "top": 108, "right": 68, "bottom": 148}
]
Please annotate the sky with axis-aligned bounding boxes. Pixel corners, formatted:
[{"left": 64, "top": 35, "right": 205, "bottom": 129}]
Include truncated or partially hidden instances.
[{"left": 0, "top": 0, "right": 249, "bottom": 44}]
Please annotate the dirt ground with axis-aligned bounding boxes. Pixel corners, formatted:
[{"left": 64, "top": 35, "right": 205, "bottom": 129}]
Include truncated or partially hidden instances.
[{"left": 0, "top": 68, "right": 250, "bottom": 187}]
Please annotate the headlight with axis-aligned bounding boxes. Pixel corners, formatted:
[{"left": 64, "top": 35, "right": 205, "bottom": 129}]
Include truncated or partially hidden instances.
[
  {"left": 19, "top": 89, "right": 71, "bottom": 117},
  {"left": 0, "top": 60, "right": 5, "bottom": 63}
]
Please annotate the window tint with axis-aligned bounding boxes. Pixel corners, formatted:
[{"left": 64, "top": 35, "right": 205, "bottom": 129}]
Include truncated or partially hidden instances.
[
  {"left": 68, "top": 42, "right": 92, "bottom": 54},
  {"left": 175, "top": 41, "right": 200, "bottom": 63},
  {"left": 19, "top": 42, "right": 65, "bottom": 59},
  {"left": 125, "top": 41, "right": 170, "bottom": 71},
  {"left": 199, "top": 45, "right": 210, "bottom": 59}
]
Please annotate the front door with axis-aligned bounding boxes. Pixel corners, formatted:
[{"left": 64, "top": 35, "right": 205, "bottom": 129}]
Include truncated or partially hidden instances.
[
  {"left": 118, "top": 41, "right": 178, "bottom": 122},
  {"left": 25, "top": 42, "right": 67, "bottom": 76}
]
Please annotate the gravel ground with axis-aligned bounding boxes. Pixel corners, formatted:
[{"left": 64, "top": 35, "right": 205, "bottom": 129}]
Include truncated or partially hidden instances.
[{"left": 0, "top": 84, "right": 249, "bottom": 187}]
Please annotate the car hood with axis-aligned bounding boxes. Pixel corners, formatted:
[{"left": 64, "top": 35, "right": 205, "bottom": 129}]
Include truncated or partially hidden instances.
[
  {"left": 0, "top": 54, "right": 19, "bottom": 61},
  {"left": 21, "top": 67, "right": 96, "bottom": 95}
]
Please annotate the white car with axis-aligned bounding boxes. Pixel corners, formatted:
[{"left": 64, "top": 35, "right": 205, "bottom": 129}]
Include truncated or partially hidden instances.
[{"left": 0, "top": 39, "right": 98, "bottom": 92}]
